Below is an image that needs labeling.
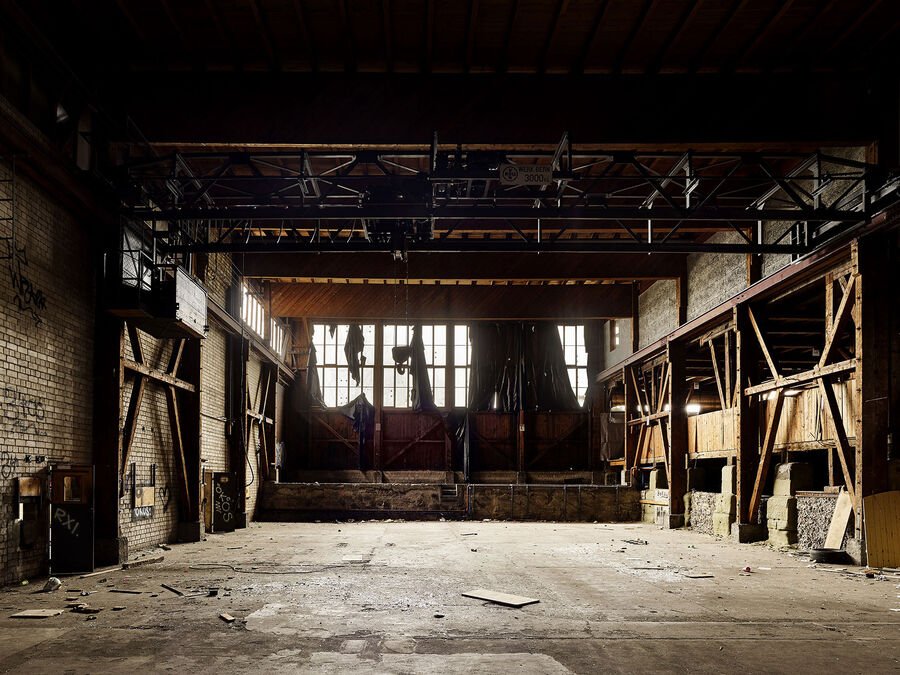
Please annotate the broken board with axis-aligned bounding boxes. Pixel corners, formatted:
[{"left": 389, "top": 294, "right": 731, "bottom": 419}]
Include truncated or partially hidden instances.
[
  {"left": 824, "top": 491, "right": 853, "bottom": 550},
  {"left": 863, "top": 490, "right": 900, "bottom": 568},
  {"left": 10, "top": 609, "right": 65, "bottom": 619},
  {"left": 461, "top": 589, "right": 539, "bottom": 608}
]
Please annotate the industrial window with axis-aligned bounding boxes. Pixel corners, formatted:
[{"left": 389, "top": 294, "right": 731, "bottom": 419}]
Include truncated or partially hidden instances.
[
  {"left": 383, "top": 324, "right": 447, "bottom": 408},
  {"left": 270, "top": 319, "right": 286, "bottom": 357},
  {"left": 453, "top": 324, "right": 471, "bottom": 408},
  {"left": 558, "top": 324, "right": 589, "bottom": 406},
  {"left": 312, "top": 323, "right": 375, "bottom": 407},
  {"left": 610, "top": 320, "right": 620, "bottom": 350},
  {"left": 240, "top": 283, "right": 266, "bottom": 337}
]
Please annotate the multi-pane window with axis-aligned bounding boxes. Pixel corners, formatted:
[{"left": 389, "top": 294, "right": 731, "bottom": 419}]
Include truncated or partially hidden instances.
[
  {"left": 312, "top": 323, "right": 375, "bottom": 407},
  {"left": 383, "top": 324, "right": 447, "bottom": 408},
  {"left": 270, "top": 319, "right": 286, "bottom": 357},
  {"left": 453, "top": 324, "right": 471, "bottom": 408},
  {"left": 240, "top": 283, "right": 266, "bottom": 337},
  {"left": 558, "top": 324, "right": 589, "bottom": 406},
  {"left": 610, "top": 320, "right": 621, "bottom": 350}
]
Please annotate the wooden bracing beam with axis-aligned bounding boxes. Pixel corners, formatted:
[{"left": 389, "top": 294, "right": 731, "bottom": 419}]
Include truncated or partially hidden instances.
[
  {"left": 747, "top": 306, "right": 779, "bottom": 380},
  {"left": 748, "top": 389, "right": 785, "bottom": 523},
  {"left": 816, "top": 378, "right": 857, "bottom": 507}
]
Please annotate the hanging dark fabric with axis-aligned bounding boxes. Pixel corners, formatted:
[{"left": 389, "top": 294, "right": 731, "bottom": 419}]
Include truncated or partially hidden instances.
[
  {"left": 467, "top": 323, "right": 523, "bottom": 412},
  {"left": 306, "top": 341, "right": 325, "bottom": 406},
  {"left": 523, "top": 322, "right": 580, "bottom": 411},
  {"left": 468, "top": 322, "right": 578, "bottom": 412},
  {"left": 336, "top": 393, "right": 375, "bottom": 469},
  {"left": 343, "top": 324, "right": 366, "bottom": 384},
  {"left": 391, "top": 324, "right": 436, "bottom": 412}
]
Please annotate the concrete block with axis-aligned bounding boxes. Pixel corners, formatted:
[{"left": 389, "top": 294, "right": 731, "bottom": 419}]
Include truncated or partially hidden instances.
[
  {"left": 686, "top": 467, "right": 706, "bottom": 492},
  {"left": 713, "top": 511, "right": 734, "bottom": 537},
  {"left": 721, "top": 464, "right": 737, "bottom": 495},
  {"left": 768, "top": 529, "right": 798, "bottom": 547},
  {"left": 649, "top": 468, "right": 667, "bottom": 490},
  {"left": 845, "top": 537, "right": 866, "bottom": 566},
  {"left": 663, "top": 513, "right": 685, "bottom": 529},
  {"left": 767, "top": 518, "right": 795, "bottom": 532},
  {"left": 715, "top": 493, "right": 736, "bottom": 515},
  {"left": 772, "top": 462, "right": 813, "bottom": 496},
  {"left": 732, "top": 523, "right": 766, "bottom": 543},
  {"left": 765, "top": 495, "right": 797, "bottom": 524}
]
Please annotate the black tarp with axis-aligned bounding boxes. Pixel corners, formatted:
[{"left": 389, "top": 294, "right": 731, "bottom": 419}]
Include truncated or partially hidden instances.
[
  {"left": 306, "top": 341, "right": 325, "bottom": 406},
  {"left": 344, "top": 324, "right": 366, "bottom": 384},
  {"left": 336, "top": 393, "right": 376, "bottom": 469},
  {"left": 467, "top": 322, "right": 579, "bottom": 412},
  {"left": 391, "top": 324, "right": 437, "bottom": 412}
]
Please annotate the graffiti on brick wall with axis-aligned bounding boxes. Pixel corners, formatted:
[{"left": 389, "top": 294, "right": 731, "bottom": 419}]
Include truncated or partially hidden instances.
[
  {"left": 3, "top": 386, "right": 48, "bottom": 437},
  {"left": 0, "top": 449, "right": 17, "bottom": 479},
  {"left": 2, "top": 239, "right": 47, "bottom": 326},
  {"left": 159, "top": 484, "right": 171, "bottom": 512}
]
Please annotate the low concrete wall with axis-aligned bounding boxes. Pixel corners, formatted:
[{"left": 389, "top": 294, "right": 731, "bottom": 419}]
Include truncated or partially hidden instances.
[
  {"left": 690, "top": 491, "right": 717, "bottom": 535},
  {"left": 259, "top": 481, "right": 640, "bottom": 522}
]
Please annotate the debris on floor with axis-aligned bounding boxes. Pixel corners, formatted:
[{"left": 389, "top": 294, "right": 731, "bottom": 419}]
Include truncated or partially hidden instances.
[
  {"left": 219, "top": 613, "right": 235, "bottom": 623},
  {"left": 10, "top": 609, "right": 65, "bottom": 619},
  {"left": 623, "top": 539, "right": 648, "bottom": 545},
  {"left": 42, "top": 577, "right": 62, "bottom": 592},
  {"left": 461, "top": 589, "right": 539, "bottom": 608}
]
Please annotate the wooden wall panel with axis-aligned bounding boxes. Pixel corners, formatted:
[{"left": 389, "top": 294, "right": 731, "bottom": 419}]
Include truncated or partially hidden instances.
[
  {"left": 689, "top": 408, "right": 738, "bottom": 457},
  {"left": 469, "top": 412, "right": 517, "bottom": 471},
  {"left": 380, "top": 411, "right": 449, "bottom": 470},
  {"left": 526, "top": 412, "right": 589, "bottom": 471}
]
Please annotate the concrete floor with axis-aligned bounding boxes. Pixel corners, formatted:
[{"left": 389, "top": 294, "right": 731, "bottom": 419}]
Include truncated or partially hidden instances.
[{"left": 1, "top": 522, "right": 899, "bottom": 674}]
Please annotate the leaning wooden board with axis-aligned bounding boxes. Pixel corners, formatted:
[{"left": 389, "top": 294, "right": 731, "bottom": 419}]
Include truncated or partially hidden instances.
[
  {"left": 863, "top": 491, "right": 900, "bottom": 568},
  {"left": 824, "top": 491, "right": 853, "bottom": 550},
  {"left": 462, "top": 589, "right": 539, "bottom": 608}
]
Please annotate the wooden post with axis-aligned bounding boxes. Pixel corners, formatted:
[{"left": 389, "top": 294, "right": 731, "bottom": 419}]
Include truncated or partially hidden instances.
[
  {"left": 630, "top": 283, "right": 640, "bottom": 352},
  {"left": 735, "top": 304, "right": 762, "bottom": 539},
  {"left": 373, "top": 322, "right": 384, "bottom": 481},
  {"left": 517, "top": 409, "right": 526, "bottom": 483},
  {"left": 853, "top": 238, "right": 891, "bottom": 536},
  {"left": 667, "top": 341, "right": 688, "bottom": 528}
]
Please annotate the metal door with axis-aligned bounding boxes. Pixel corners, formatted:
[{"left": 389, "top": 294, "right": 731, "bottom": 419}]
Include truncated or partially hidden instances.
[
  {"left": 49, "top": 465, "right": 94, "bottom": 574},
  {"left": 212, "top": 472, "right": 236, "bottom": 533}
]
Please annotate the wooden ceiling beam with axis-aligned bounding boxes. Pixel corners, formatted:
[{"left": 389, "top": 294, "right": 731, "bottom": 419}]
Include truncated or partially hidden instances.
[
  {"left": 574, "top": 0, "right": 610, "bottom": 74},
  {"left": 270, "top": 281, "right": 634, "bottom": 320},
  {"left": 688, "top": 0, "right": 747, "bottom": 74},
  {"left": 248, "top": 0, "right": 280, "bottom": 71},
  {"left": 613, "top": 0, "right": 655, "bottom": 75},
  {"left": 646, "top": 0, "right": 702, "bottom": 75},
  {"left": 291, "top": 0, "right": 315, "bottom": 71},
  {"left": 539, "top": 0, "right": 568, "bottom": 74}
]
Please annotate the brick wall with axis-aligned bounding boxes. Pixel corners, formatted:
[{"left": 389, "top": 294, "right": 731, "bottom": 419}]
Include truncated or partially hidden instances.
[
  {"left": 118, "top": 331, "right": 180, "bottom": 551},
  {"left": 638, "top": 279, "right": 676, "bottom": 349},
  {"left": 0, "top": 160, "right": 95, "bottom": 585}
]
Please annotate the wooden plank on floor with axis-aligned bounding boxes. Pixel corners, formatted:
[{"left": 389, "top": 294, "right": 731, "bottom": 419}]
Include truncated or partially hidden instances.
[
  {"left": 10, "top": 609, "right": 65, "bottom": 618},
  {"left": 462, "top": 589, "right": 539, "bottom": 608},
  {"left": 824, "top": 491, "right": 853, "bottom": 549},
  {"left": 863, "top": 491, "right": 900, "bottom": 568}
]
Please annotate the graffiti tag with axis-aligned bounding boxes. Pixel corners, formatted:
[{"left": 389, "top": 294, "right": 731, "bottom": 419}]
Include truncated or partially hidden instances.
[{"left": 3, "top": 386, "right": 48, "bottom": 436}]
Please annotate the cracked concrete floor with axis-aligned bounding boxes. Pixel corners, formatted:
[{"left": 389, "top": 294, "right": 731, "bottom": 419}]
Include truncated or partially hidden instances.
[{"left": 1, "top": 521, "right": 899, "bottom": 674}]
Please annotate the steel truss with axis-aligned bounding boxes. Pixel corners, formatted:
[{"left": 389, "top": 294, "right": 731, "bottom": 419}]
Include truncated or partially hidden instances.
[{"left": 119, "top": 134, "right": 897, "bottom": 255}]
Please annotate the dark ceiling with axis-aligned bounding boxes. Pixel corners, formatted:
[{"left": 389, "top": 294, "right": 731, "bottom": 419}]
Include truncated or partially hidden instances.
[{"left": 21, "top": 0, "right": 899, "bottom": 76}]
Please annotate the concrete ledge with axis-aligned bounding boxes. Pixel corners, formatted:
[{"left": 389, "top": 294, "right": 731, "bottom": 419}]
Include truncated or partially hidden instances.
[{"left": 258, "top": 481, "right": 640, "bottom": 522}]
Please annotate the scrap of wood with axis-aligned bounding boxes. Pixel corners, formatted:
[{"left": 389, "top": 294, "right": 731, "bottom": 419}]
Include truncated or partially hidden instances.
[
  {"left": 219, "top": 613, "right": 235, "bottom": 623},
  {"left": 109, "top": 589, "right": 143, "bottom": 594},
  {"left": 824, "top": 491, "right": 853, "bottom": 550},
  {"left": 683, "top": 573, "right": 714, "bottom": 578},
  {"left": 122, "top": 556, "right": 164, "bottom": 569},
  {"left": 461, "top": 589, "right": 539, "bottom": 608},
  {"left": 161, "top": 583, "right": 185, "bottom": 596},
  {"left": 79, "top": 567, "right": 119, "bottom": 578},
  {"left": 11, "top": 609, "right": 65, "bottom": 618}
]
